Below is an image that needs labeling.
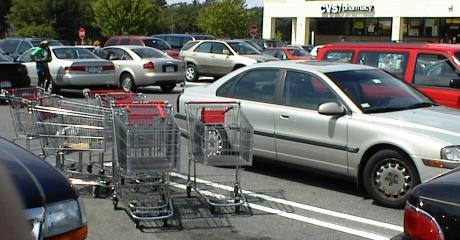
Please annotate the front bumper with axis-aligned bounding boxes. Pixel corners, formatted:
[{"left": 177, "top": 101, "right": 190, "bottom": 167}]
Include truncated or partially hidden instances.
[{"left": 412, "top": 155, "right": 451, "bottom": 182}]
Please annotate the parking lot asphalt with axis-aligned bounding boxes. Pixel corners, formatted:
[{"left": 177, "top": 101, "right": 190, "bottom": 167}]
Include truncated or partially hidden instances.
[{"left": 0, "top": 83, "right": 405, "bottom": 240}]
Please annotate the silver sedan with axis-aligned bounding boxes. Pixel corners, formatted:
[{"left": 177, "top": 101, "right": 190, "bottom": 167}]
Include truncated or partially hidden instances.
[
  {"left": 17, "top": 46, "right": 117, "bottom": 93},
  {"left": 102, "top": 46, "right": 185, "bottom": 92},
  {"left": 177, "top": 61, "right": 460, "bottom": 208}
]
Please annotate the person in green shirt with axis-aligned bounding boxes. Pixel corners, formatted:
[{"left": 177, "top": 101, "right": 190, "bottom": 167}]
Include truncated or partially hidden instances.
[{"left": 31, "top": 40, "right": 52, "bottom": 90}]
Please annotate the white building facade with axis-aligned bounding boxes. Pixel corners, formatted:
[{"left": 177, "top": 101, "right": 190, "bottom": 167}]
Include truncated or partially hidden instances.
[{"left": 263, "top": 0, "right": 460, "bottom": 45}]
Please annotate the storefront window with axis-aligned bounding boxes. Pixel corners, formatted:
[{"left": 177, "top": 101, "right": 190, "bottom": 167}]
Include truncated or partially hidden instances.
[
  {"left": 353, "top": 19, "right": 365, "bottom": 35},
  {"left": 408, "top": 18, "right": 422, "bottom": 37},
  {"left": 378, "top": 19, "right": 392, "bottom": 35},
  {"left": 424, "top": 18, "right": 439, "bottom": 37},
  {"left": 366, "top": 19, "right": 378, "bottom": 35}
]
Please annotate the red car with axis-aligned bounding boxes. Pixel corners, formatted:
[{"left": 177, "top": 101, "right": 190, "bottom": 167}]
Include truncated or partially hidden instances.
[
  {"left": 316, "top": 42, "right": 460, "bottom": 109},
  {"left": 104, "top": 36, "right": 180, "bottom": 59},
  {"left": 263, "top": 47, "right": 314, "bottom": 60}
]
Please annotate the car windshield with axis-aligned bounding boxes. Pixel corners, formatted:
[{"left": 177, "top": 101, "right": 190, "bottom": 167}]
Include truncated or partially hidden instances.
[
  {"left": 53, "top": 48, "right": 98, "bottom": 59},
  {"left": 0, "top": 40, "right": 19, "bottom": 54},
  {"left": 132, "top": 48, "right": 166, "bottom": 59},
  {"left": 287, "top": 48, "right": 311, "bottom": 57},
  {"left": 143, "top": 39, "right": 171, "bottom": 50},
  {"left": 326, "top": 69, "right": 436, "bottom": 113},
  {"left": 227, "top": 42, "right": 261, "bottom": 55}
]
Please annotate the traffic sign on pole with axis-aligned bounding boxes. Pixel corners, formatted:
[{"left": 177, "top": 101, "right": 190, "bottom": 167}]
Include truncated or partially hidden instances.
[{"left": 79, "top": 27, "right": 85, "bottom": 45}]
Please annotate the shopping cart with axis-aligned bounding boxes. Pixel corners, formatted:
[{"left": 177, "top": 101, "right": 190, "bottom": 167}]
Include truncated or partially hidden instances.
[
  {"left": 185, "top": 101, "right": 253, "bottom": 214},
  {"left": 30, "top": 96, "right": 111, "bottom": 196},
  {"left": 4, "top": 87, "right": 52, "bottom": 150},
  {"left": 112, "top": 100, "right": 180, "bottom": 228}
]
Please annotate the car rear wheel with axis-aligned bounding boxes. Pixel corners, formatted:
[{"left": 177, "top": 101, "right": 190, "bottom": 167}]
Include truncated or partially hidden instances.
[
  {"left": 120, "top": 73, "right": 136, "bottom": 92},
  {"left": 160, "top": 83, "right": 175, "bottom": 93},
  {"left": 185, "top": 64, "right": 198, "bottom": 82},
  {"left": 363, "top": 149, "right": 420, "bottom": 208}
]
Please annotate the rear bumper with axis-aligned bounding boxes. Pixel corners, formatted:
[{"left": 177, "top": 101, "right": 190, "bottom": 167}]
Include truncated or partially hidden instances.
[
  {"left": 136, "top": 72, "right": 185, "bottom": 86},
  {"left": 56, "top": 73, "right": 118, "bottom": 86}
]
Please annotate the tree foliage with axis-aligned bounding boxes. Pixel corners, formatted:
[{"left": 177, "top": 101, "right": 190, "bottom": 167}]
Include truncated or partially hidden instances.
[
  {"left": 155, "top": 3, "right": 202, "bottom": 35},
  {"left": 92, "top": 0, "right": 158, "bottom": 37},
  {"left": 6, "top": 0, "right": 91, "bottom": 40},
  {"left": 197, "top": 0, "right": 250, "bottom": 38}
]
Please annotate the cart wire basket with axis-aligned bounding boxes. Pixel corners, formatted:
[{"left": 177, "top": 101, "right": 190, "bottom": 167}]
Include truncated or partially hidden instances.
[
  {"left": 4, "top": 87, "right": 52, "bottom": 150},
  {"left": 111, "top": 100, "right": 180, "bottom": 228},
  {"left": 185, "top": 101, "right": 253, "bottom": 214}
]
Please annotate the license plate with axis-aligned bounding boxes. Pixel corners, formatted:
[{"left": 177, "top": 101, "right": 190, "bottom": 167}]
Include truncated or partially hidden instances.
[
  {"left": 0, "top": 81, "right": 12, "bottom": 88},
  {"left": 87, "top": 66, "right": 100, "bottom": 74},
  {"left": 165, "top": 66, "right": 175, "bottom": 72}
]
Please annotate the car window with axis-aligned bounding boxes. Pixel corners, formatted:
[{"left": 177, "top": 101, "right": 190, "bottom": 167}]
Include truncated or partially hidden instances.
[
  {"left": 233, "top": 69, "right": 280, "bottom": 103},
  {"left": 17, "top": 41, "right": 31, "bottom": 54},
  {"left": 182, "top": 41, "right": 198, "bottom": 51},
  {"left": 194, "top": 35, "right": 214, "bottom": 40},
  {"left": 108, "top": 48, "right": 132, "bottom": 60},
  {"left": 325, "top": 51, "right": 353, "bottom": 63},
  {"left": 413, "top": 54, "right": 459, "bottom": 87},
  {"left": 195, "top": 42, "right": 212, "bottom": 53},
  {"left": 0, "top": 40, "right": 19, "bottom": 54},
  {"left": 132, "top": 39, "right": 142, "bottom": 45},
  {"left": 266, "top": 40, "right": 285, "bottom": 48},
  {"left": 228, "top": 42, "right": 261, "bottom": 55},
  {"left": 30, "top": 40, "right": 41, "bottom": 47},
  {"left": 0, "top": 53, "right": 10, "bottom": 61},
  {"left": 105, "top": 38, "right": 118, "bottom": 46},
  {"left": 263, "top": 49, "right": 277, "bottom": 57},
  {"left": 283, "top": 71, "right": 337, "bottom": 110},
  {"left": 131, "top": 47, "right": 166, "bottom": 58},
  {"left": 53, "top": 48, "right": 99, "bottom": 59},
  {"left": 143, "top": 39, "right": 171, "bottom": 50},
  {"left": 119, "top": 38, "right": 130, "bottom": 45},
  {"left": 327, "top": 69, "right": 432, "bottom": 113},
  {"left": 357, "top": 52, "right": 407, "bottom": 79},
  {"left": 49, "top": 40, "right": 64, "bottom": 46},
  {"left": 287, "top": 48, "right": 311, "bottom": 57},
  {"left": 278, "top": 50, "right": 287, "bottom": 60},
  {"left": 17, "top": 48, "right": 34, "bottom": 62},
  {"left": 211, "top": 43, "right": 230, "bottom": 54}
]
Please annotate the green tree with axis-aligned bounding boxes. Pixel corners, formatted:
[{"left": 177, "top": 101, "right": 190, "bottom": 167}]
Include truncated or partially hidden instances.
[
  {"left": 92, "top": 0, "right": 158, "bottom": 37},
  {"left": 197, "top": 0, "right": 250, "bottom": 38},
  {"left": 247, "top": 6, "right": 262, "bottom": 38},
  {"left": 155, "top": 3, "right": 202, "bottom": 34},
  {"left": 6, "top": 0, "right": 92, "bottom": 41}
]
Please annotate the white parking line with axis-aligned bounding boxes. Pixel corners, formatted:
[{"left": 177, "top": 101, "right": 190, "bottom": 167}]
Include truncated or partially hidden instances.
[
  {"left": 171, "top": 172, "right": 403, "bottom": 232},
  {"left": 171, "top": 181, "right": 391, "bottom": 240}
]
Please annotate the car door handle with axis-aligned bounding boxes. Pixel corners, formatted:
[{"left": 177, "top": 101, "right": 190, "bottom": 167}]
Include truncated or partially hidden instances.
[{"left": 280, "top": 114, "right": 290, "bottom": 119}]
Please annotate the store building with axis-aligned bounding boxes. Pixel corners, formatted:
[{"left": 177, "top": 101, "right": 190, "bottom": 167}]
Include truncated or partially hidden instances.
[{"left": 263, "top": 0, "right": 460, "bottom": 45}]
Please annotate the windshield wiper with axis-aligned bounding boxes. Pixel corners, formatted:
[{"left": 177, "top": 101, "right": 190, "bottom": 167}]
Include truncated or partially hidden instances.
[
  {"left": 404, "top": 102, "right": 438, "bottom": 110},
  {"left": 364, "top": 106, "right": 408, "bottom": 113}
]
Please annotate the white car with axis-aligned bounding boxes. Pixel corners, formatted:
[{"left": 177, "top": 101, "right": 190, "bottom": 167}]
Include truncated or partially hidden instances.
[
  {"left": 177, "top": 61, "right": 460, "bottom": 208},
  {"left": 102, "top": 46, "right": 185, "bottom": 92},
  {"left": 17, "top": 46, "right": 117, "bottom": 93}
]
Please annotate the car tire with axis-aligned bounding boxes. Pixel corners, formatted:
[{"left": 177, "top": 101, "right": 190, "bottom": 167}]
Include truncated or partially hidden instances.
[
  {"left": 160, "top": 83, "right": 175, "bottom": 93},
  {"left": 120, "top": 73, "right": 136, "bottom": 92},
  {"left": 363, "top": 149, "right": 420, "bottom": 208},
  {"left": 48, "top": 80, "right": 60, "bottom": 94},
  {"left": 185, "top": 63, "right": 198, "bottom": 82}
]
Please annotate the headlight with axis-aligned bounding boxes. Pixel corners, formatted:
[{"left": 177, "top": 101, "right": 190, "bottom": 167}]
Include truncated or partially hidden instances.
[
  {"left": 441, "top": 146, "right": 460, "bottom": 161},
  {"left": 43, "top": 199, "right": 86, "bottom": 238}
]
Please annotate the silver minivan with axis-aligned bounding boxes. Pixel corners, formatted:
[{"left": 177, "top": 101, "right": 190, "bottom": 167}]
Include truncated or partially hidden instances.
[{"left": 180, "top": 40, "right": 278, "bottom": 81}]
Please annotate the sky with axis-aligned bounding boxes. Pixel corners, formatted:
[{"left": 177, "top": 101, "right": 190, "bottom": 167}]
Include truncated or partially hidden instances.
[{"left": 166, "top": 0, "right": 264, "bottom": 8}]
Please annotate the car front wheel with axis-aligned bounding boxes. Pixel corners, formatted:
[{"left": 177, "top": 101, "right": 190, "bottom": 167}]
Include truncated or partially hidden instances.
[
  {"left": 185, "top": 64, "right": 198, "bottom": 82},
  {"left": 363, "top": 149, "right": 420, "bottom": 208}
]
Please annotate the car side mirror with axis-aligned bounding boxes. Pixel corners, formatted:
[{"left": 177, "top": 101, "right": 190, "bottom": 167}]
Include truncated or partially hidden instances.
[
  {"left": 222, "top": 49, "right": 230, "bottom": 55},
  {"left": 449, "top": 79, "right": 460, "bottom": 89},
  {"left": 318, "top": 102, "right": 346, "bottom": 116}
]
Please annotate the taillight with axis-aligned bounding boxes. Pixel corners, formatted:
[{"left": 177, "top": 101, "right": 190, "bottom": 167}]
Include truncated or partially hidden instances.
[
  {"left": 64, "top": 66, "right": 85, "bottom": 72},
  {"left": 143, "top": 62, "right": 154, "bottom": 70},
  {"left": 102, "top": 65, "right": 115, "bottom": 71},
  {"left": 404, "top": 203, "right": 444, "bottom": 240}
]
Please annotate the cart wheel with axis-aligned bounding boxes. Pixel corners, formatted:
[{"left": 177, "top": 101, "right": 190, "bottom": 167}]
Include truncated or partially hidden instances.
[
  {"left": 186, "top": 185, "right": 192, "bottom": 198},
  {"left": 87, "top": 164, "right": 92, "bottom": 173},
  {"left": 235, "top": 205, "right": 241, "bottom": 214},
  {"left": 210, "top": 205, "right": 216, "bottom": 214},
  {"left": 134, "top": 219, "right": 141, "bottom": 229},
  {"left": 112, "top": 197, "right": 119, "bottom": 210},
  {"left": 120, "top": 177, "right": 125, "bottom": 185},
  {"left": 92, "top": 186, "right": 101, "bottom": 198}
]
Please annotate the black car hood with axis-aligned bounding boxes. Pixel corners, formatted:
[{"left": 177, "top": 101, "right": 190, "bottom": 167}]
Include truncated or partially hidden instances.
[
  {"left": 411, "top": 168, "right": 460, "bottom": 205},
  {"left": 0, "top": 138, "right": 77, "bottom": 208}
]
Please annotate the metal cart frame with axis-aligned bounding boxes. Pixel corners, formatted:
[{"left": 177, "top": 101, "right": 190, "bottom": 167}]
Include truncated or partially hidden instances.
[
  {"left": 185, "top": 101, "right": 253, "bottom": 214},
  {"left": 111, "top": 100, "right": 180, "bottom": 228}
]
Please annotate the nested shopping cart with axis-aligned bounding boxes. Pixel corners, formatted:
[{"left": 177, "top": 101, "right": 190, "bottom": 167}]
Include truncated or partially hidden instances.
[
  {"left": 111, "top": 100, "right": 180, "bottom": 228},
  {"left": 185, "top": 101, "right": 253, "bottom": 214},
  {"left": 4, "top": 87, "right": 52, "bottom": 151},
  {"left": 30, "top": 96, "right": 111, "bottom": 195}
]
